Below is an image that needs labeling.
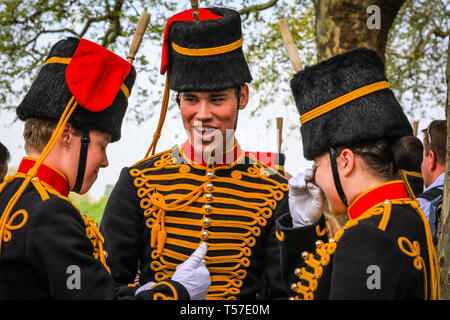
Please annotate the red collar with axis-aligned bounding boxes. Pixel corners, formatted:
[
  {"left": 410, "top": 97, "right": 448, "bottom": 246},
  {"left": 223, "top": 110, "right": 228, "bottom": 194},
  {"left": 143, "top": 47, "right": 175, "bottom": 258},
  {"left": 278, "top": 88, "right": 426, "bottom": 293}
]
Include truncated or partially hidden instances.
[
  {"left": 180, "top": 139, "right": 244, "bottom": 167},
  {"left": 18, "top": 157, "right": 70, "bottom": 197},
  {"left": 348, "top": 181, "right": 410, "bottom": 220}
]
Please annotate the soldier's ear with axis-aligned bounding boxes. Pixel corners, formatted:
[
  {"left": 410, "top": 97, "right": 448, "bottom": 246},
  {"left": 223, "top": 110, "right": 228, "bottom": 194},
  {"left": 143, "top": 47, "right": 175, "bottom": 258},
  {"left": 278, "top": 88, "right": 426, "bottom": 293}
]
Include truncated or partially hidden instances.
[
  {"left": 238, "top": 85, "right": 249, "bottom": 111},
  {"left": 60, "top": 123, "right": 75, "bottom": 146},
  {"left": 338, "top": 148, "right": 355, "bottom": 178}
]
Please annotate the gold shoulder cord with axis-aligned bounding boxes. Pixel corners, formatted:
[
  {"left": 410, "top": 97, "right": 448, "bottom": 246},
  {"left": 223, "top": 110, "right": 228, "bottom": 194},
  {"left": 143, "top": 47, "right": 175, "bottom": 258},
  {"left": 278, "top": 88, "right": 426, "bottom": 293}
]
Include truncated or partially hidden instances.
[
  {"left": 131, "top": 150, "right": 288, "bottom": 299},
  {"left": 0, "top": 171, "right": 110, "bottom": 272}
]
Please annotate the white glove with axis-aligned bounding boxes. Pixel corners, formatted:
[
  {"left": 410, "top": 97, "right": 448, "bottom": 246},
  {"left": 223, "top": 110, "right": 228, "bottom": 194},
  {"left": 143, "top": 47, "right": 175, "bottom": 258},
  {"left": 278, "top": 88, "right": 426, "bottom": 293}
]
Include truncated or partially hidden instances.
[
  {"left": 135, "top": 281, "right": 156, "bottom": 296},
  {"left": 288, "top": 168, "right": 325, "bottom": 227},
  {"left": 171, "top": 242, "right": 211, "bottom": 300}
]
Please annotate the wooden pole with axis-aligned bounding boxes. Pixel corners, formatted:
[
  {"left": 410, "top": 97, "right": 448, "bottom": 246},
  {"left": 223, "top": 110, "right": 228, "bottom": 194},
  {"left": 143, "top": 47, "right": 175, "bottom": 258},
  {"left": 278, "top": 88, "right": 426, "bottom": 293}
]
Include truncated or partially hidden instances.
[
  {"left": 191, "top": 0, "right": 199, "bottom": 23},
  {"left": 413, "top": 120, "right": 419, "bottom": 136},
  {"left": 127, "top": 12, "right": 151, "bottom": 63},
  {"left": 276, "top": 117, "right": 283, "bottom": 153},
  {"left": 277, "top": 19, "right": 303, "bottom": 73},
  {"left": 437, "top": 33, "right": 450, "bottom": 300}
]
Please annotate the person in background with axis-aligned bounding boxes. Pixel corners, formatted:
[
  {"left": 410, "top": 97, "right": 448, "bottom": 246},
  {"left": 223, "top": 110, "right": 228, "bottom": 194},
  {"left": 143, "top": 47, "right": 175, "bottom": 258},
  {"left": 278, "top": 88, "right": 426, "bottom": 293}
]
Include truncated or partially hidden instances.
[
  {"left": 0, "top": 142, "right": 10, "bottom": 184},
  {"left": 417, "top": 120, "right": 446, "bottom": 244}
]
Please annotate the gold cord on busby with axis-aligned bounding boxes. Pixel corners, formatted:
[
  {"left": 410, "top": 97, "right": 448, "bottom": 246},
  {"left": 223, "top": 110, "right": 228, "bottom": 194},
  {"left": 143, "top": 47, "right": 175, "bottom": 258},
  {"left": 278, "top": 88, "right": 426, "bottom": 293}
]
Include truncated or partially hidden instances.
[{"left": 144, "top": 2, "right": 252, "bottom": 158}]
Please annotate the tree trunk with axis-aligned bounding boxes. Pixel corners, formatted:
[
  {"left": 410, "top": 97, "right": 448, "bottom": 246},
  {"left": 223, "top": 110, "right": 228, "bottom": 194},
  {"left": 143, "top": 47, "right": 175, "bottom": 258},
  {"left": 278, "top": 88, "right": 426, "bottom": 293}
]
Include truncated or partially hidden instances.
[
  {"left": 437, "top": 35, "right": 450, "bottom": 300},
  {"left": 313, "top": 0, "right": 405, "bottom": 62}
]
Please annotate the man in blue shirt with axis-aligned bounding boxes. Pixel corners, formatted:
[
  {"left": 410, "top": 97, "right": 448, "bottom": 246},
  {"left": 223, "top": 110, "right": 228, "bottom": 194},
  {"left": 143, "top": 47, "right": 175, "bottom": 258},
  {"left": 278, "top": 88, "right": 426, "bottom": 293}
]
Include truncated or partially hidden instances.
[{"left": 418, "top": 120, "right": 446, "bottom": 239}]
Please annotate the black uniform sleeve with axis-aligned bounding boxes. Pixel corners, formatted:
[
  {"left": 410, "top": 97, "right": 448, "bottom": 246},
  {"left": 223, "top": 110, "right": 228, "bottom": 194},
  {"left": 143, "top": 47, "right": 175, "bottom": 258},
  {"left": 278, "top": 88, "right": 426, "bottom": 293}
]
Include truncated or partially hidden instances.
[
  {"left": 26, "top": 196, "right": 116, "bottom": 299},
  {"left": 276, "top": 213, "right": 328, "bottom": 295},
  {"left": 329, "top": 224, "right": 401, "bottom": 299},
  {"left": 260, "top": 193, "right": 290, "bottom": 299},
  {"left": 116, "top": 280, "right": 190, "bottom": 300},
  {"left": 100, "top": 167, "right": 144, "bottom": 286},
  {"left": 25, "top": 193, "right": 190, "bottom": 300}
]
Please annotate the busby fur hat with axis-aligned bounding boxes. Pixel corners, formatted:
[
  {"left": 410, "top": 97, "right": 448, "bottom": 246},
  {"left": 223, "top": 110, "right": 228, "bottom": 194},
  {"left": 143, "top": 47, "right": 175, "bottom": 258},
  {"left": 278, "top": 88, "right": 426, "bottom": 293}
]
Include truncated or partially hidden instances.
[
  {"left": 291, "top": 47, "right": 412, "bottom": 160},
  {"left": 17, "top": 37, "right": 136, "bottom": 142},
  {"left": 161, "top": 7, "right": 252, "bottom": 92}
]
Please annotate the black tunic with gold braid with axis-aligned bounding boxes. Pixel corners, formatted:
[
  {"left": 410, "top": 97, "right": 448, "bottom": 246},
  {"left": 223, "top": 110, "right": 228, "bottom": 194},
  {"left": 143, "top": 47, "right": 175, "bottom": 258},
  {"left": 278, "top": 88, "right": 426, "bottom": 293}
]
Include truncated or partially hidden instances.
[
  {"left": 0, "top": 158, "right": 188, "bottom": 300},
  {"left": 101, "top": 142, "right": 289, "bottom": 300},
  {"left": 276, "top": 181, "right": 440, "bottom": 300}
]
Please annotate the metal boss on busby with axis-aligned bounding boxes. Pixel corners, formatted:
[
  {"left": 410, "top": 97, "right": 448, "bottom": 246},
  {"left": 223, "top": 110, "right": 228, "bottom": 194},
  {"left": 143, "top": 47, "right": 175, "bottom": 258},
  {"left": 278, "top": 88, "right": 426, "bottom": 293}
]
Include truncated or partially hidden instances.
[
  {"left": 291, "top": 47, "right": 413, "bottom": 161},
  {"left": 17, "top": 37, "right": 136, "bottom": 143}
]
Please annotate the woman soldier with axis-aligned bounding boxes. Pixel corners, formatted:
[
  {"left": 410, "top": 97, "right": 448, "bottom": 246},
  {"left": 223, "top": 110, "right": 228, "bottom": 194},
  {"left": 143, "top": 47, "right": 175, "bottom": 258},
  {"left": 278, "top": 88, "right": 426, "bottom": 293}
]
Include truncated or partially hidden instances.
[
  {"left": 277, "top": 48, "right": 439, "bottom": 300},
  {"left": 0, "top": 38, "right": 209, "bottom": 299}
]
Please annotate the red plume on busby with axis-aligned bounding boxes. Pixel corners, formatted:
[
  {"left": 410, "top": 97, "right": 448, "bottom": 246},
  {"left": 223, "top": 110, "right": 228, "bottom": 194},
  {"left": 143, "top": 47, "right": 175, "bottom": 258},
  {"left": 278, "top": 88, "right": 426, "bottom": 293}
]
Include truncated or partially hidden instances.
[{"left": 17, "top": 37, "right": 136, "bottom": 142}]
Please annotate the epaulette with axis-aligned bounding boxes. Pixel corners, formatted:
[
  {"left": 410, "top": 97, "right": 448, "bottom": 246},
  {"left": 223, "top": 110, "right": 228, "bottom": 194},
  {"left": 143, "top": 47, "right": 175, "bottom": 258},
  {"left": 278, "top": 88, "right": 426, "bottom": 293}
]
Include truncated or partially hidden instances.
[{"left": 131, "top": 146, "right": 178, "bottom": 168}]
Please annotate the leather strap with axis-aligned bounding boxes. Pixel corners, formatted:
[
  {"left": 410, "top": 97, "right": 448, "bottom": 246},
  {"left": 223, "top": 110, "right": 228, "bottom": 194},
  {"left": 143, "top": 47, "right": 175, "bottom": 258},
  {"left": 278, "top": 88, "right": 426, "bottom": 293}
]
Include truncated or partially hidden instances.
[
  {"left": 72, "top": 129, "right": 90, "bottom": 193},
  {"left": 329, "top": 147, "right": 348, "bottom": 207}
]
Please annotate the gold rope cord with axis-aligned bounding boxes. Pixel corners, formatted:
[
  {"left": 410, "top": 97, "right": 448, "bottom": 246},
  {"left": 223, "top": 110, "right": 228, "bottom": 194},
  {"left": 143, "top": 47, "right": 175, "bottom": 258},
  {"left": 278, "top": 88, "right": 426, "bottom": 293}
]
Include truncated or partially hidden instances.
[
  {"left": 0, "top": 97, "right": 77, "bottom": 256},
  {"left": 0, "top": 172, "right": 110, "bottom": 272},
  {"left": 291, "top": 199, "right": 440, "bottom": 300},
  {"left": 131, "top": 149, "right": 288, "bottom": 300}
]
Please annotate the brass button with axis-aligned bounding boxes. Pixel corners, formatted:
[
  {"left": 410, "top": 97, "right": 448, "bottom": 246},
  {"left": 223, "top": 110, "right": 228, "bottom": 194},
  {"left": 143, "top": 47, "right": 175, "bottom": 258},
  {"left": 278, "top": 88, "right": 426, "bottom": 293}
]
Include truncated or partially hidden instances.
[
  {"left": 203, "top": 218, "right": 211, "bottom": 226},
  {"left": 206, "top": 183, "right": 214, "bottom": 191},
  {"left": 207, "top": 171, "right": 214, "bottom": 178},
  {"left": 204, "top": 204, "right": 212, "bottom": 213},
  {"left": 201, "top": 231, "right": 210, "bottom": 240},
  {"left": 315, "top": 240, "right": 323, "bottom": 247},
  {"left": 205, "top": 193, "right": 214, "bottom": 201},
  {"left": 294, "top": 268, "right": 301, "bottom": 276},
  {"left": 290, "top": 283, "right": 297, "bottom": 291},
  {"left": 103, "top": 250, "right": 108, "bottom": 258},
  {"left": 301, "top": 251, "right": 309, "bottom": 259},
  {"left": 289, "top": 297, "right": 295, "bottom": 300}
]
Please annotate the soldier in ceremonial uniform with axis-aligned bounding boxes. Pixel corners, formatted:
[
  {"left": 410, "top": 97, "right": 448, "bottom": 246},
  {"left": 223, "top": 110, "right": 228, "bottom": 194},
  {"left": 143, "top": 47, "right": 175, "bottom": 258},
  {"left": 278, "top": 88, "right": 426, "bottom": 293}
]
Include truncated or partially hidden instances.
[
  {"left": 101, "top": 7, "right": 288, "bottom": 300},
  {"left": 277, "top": 48, "right": 440, "bottom": 299},
  {"left": 0, "top": 37, "right": 209, "bottom": 299}
]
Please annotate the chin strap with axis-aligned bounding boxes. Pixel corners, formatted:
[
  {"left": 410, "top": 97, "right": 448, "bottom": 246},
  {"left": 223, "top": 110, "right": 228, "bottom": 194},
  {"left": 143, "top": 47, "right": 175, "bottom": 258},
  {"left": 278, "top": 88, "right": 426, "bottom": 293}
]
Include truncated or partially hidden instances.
[
  {"left": 329, "top": 147, "right": 348, "bottom": 207},
  {"left": 72, "top": 129, "right": 90, "bottom": 193}
]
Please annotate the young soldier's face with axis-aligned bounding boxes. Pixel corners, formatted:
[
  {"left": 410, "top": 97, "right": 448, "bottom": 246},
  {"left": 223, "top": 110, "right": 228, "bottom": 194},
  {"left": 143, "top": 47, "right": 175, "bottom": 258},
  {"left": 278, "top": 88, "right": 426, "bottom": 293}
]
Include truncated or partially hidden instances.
[
  {"left": 179, "top": 86, "right": 248, "bottom": 157},
  {"left": 77, "top": 131, "right": 111, "bottom": 194},
  {"left": 314, "top": 153, "right": 348, "bottom": 216}
]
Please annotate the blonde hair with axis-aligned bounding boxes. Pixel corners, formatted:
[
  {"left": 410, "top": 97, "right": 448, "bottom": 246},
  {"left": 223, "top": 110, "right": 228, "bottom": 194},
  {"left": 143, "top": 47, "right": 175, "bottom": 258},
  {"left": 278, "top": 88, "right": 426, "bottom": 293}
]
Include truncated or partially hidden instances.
[{"left": 23, "top": 118, "right": 81, "bottom": 154}]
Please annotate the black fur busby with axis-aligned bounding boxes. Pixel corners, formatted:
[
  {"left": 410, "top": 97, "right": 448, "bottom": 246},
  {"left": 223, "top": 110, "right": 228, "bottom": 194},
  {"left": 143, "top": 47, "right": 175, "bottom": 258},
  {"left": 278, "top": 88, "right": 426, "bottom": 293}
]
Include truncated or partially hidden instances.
[
  {"left": 291, "top": 48, "right": 413, "bottom": 160},
  {"left": 165, "top": 7, "right": 252, "bottom": 92},
  {"left": 17, "top": 37, "right": 136, "bottom": 142}
]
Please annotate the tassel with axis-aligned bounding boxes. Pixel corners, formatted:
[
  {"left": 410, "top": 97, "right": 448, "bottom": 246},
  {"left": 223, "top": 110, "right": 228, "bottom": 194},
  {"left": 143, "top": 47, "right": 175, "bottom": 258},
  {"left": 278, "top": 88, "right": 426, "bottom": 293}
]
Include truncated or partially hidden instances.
[
  {"left": 157, "top": 230, "right": 167, "bottom": 253},
  {"left": 151, "top": 223, "right": 160, "bottom": 248}
]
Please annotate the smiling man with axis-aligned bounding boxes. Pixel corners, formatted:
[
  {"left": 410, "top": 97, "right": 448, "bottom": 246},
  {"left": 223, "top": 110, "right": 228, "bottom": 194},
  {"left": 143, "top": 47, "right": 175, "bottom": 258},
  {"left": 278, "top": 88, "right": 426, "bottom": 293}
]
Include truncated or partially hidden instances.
[
  {"left": 100, "top": 7, "right": 289, "bottom": 300},
  {"left": 178, "top": 86, "right": 248, "bottom": 164}
]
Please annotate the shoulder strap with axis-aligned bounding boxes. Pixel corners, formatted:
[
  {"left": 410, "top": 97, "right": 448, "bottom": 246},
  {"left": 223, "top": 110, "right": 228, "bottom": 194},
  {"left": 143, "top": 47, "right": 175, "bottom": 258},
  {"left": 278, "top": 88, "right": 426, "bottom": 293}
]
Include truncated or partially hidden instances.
[{"left": 417, "top": 187, "right": 442, "bottom": 201}]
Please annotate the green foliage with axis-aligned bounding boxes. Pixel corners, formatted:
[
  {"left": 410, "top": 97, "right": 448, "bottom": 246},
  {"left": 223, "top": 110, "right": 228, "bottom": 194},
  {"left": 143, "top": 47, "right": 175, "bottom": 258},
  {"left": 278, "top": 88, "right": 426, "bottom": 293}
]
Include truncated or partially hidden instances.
[
  {"left": 71, "top": 194, "right": 108, "bottom": 224},
  {"left": 0, "top": 0, "right": 448, "bottom": 124},
  {"left": 69, "top": 184, "right": 113, "bottom": 224},
  {"left": 386, "top": 0, "right": 449, "bottom": 119}
]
